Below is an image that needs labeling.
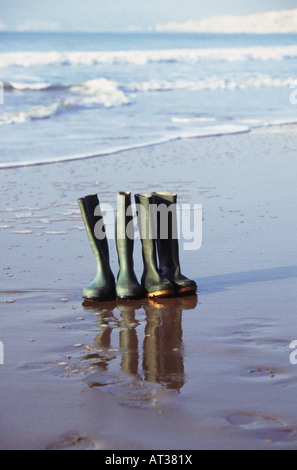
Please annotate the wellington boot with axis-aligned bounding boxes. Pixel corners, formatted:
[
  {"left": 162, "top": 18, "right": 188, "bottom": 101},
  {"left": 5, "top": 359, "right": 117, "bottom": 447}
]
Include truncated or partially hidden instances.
[
  {"left": 116, "top": 192, "right": 145, "bottom": 299},
  {"left": 78, "top": 193, "right": 116, "bottom": 301},
  {"left": 134, "top": 193, "right": 175, "bottom": 298},
  {"left": 151, "top": 191, "right": 197, "bottom": 295}
]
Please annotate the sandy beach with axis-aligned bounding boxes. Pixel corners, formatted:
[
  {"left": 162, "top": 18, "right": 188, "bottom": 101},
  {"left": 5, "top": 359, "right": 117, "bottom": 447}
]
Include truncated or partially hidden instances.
[{"left": 0, "top": 124, "right": 297, "bottom": 450}]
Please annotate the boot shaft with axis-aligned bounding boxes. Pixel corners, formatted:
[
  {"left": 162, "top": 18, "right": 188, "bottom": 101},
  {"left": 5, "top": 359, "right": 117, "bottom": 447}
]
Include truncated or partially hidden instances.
[
  {"left": 78, "top": 193, "right": 111, "bottom": 266},
  {"left": 134, "top": 193, "right": 159, "bottom": 273},
  {"left": 134, "top": 193, "right": 175, "bottom": 297},
  {"left": 116, "top": 191, "right": 135, "bottom": 272},
  {"left": 115, "top": 192, "right": 144, "bottom": 299},
  {"left": 151, "top": 192, "right": 197, "bottom": 294},
  {"left": 78, "top": 193, "right": 116, "bottom": 300},
  {"left": 151, "top": 191, "right": 180, "bottom": 272}
]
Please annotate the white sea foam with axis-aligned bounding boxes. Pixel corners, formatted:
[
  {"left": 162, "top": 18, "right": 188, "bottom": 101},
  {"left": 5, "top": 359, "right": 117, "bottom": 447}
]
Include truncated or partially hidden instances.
[
  {"left": 0, "top": 78, "right": 129, "bottom": 125},
  {"left": 69, "top": 78, "right": 129, "bottom": 107},
  {"left": 5, "top": 81, "right": 52, "bottom": 91},
  {"left": 0, "top": 103, "right": 62, "bottom": 125},
  {"left": 172, "top": 117, "right": 217, "bottom": 123},
  {"left": 126, "top": 75, "right": 295, "bottom": 92},
  {"left": 0, "top": 73, "right": 293, "bottom": 127},
  {"left": 0, "top": 103, "right": 63, "bottom": 126},
  {"left": 1, "top": 45, "right": 297, "bottom": 68},
  {"left": 3, "top": 75, "right": 294, "bottom": 101}
]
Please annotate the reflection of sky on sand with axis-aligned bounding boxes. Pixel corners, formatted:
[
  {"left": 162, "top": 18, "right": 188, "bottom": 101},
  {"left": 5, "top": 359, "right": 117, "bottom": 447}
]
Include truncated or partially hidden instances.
[
  {"left": 82, "top": 295, "right": 198, "bottom": 393},
  {"left": 198, "top": 266, "right": 297, "bottom": 294}
]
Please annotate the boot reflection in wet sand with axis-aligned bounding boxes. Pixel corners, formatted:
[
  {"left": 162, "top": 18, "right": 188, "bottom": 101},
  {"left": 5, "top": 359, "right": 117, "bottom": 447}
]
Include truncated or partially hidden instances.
[
  {"left": 82, "top": 295, "right": 197, "bottom": 391},
  {"left": 143, "top": 295, "right": 197, "bottom": 390},
  {"left": 83, "top": 299, "right": 117, "bottom": 371},
  {"left": 143, "top": 294, "right": 197, "bottom": 391},
  {"left": 117, "top": 300, "right": 143, "bottom": 378}
]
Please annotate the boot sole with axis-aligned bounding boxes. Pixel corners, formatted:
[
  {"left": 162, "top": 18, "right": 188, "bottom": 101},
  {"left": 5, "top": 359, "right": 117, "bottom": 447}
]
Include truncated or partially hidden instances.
[
  {"left": 175, "top": 286, "right": 197, "bottom": 295},
  {"left": 147, "top": 289, "right": 175, "bottom": 298},
  {"left": 83, "top": 295, "right": 116, "bottom": 302},
  {"left": 117, "top": 295, "right": 143, "bottom": 300}
]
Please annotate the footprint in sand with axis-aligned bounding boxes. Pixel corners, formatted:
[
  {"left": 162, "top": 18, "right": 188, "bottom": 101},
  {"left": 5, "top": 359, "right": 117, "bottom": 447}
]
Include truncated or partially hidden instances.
[
  {"left": 227, "top": 413, "right": 297, "bottom": 444},
  {"left": 47, "top": 431, "right": 105, "bottom": 450}
]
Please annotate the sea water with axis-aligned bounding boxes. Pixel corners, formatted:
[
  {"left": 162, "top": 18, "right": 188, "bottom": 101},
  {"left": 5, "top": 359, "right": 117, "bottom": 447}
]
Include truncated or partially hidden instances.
[{"left": 0, "top": 32, "right": 296, "bottom": 167}]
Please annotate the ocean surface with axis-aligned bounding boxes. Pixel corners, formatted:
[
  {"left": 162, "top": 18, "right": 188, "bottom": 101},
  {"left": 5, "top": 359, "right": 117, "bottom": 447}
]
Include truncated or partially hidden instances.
[{"left": 0, "top": 32, "right": 296, "bottom": 167}]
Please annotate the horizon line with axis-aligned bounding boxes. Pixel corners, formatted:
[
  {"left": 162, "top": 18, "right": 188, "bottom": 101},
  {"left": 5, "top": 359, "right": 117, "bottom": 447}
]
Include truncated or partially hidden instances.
[{"left": 2, "top": 30, "right": 297, "bottom": 35}]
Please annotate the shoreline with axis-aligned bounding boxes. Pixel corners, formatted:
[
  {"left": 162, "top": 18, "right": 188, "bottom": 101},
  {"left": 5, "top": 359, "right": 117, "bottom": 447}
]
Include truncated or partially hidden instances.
[
  {"left": 0, "top": 124, "right": 297, "bottom": 450},
  {"left": 0, "top": 124, "right": 250, "bottom": 170},
  {"left": 1, "top": 118, "right": 297, "bottom": 170}
]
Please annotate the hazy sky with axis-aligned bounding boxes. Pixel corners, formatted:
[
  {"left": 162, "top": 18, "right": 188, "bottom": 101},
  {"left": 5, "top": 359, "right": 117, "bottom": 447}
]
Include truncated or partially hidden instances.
[{"left": 1, "top": 0, "right": 297, "bottom": 32}]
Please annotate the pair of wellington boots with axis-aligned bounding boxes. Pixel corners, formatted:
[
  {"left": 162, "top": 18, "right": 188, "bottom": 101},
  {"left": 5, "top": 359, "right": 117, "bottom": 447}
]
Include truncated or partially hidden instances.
[{"left": 78, "top": 191, "right": 197, "bottom": 301}]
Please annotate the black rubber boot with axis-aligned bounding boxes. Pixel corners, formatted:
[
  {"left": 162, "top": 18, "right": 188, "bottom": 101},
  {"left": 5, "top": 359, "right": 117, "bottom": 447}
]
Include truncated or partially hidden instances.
[
  {"left": 151, "top": 191, "right": 197, "bottom": 295},
  {"left": 134, "top": 193, "right": 174, "bottom": 298},
  {"left": 115, "top": 192, "right": 145, "bottom": 299},
  {"left": 78, "top": 193, "right": 116, "bottom": 301}
]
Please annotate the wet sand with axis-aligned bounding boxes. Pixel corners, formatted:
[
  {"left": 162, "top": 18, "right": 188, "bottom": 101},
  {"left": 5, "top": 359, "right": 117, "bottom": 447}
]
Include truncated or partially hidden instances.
[{"left": 0, "top": 125, "right": 297, "bottom": 450}]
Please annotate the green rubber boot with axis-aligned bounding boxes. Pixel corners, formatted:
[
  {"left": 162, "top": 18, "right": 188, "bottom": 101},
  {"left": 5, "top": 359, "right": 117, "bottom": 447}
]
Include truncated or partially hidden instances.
[
  {"left": 78, "top": 194, "right": 116, "bottom": 301},
  {"left": 116, "top": 192, "right": 145, "bottom": 299},
  {"left": 134, "top": 193, "right": 175, "bottom": 298},
  {"left": 151, "top": 191, "right": 197, "bottom": 295}
]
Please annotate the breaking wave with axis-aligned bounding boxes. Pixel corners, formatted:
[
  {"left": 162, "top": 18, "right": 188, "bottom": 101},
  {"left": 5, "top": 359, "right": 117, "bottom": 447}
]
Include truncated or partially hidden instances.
[
  {"left": 3, "top": 74, "right": 295, "bottom": 97},
  {"left": 0, "top": 103, "right": 63, "bottom": 125},
  {"left": 0, "top": 78, "right": 130, "bottom": 126},
  {"left": 68, "top": 78, "right": 129, "bottom": 107},
  {"left": 1, "top": 73, "right": 295, "bottom": 127},
  {"left": 4, "top": 81, "right": 53, "bottom": 91},
  {"left": 1, "top": 45, "right": 297, "bottom": 68}
]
